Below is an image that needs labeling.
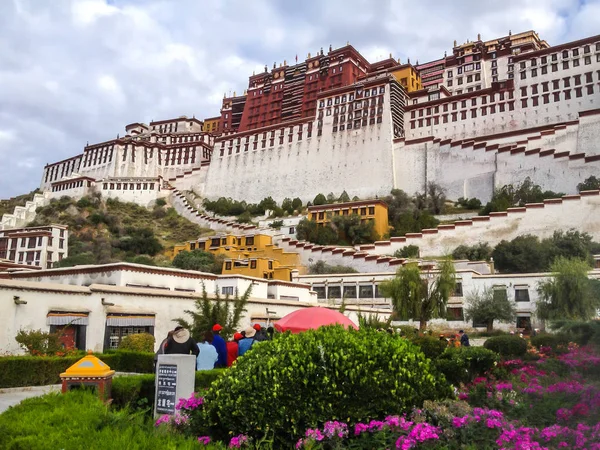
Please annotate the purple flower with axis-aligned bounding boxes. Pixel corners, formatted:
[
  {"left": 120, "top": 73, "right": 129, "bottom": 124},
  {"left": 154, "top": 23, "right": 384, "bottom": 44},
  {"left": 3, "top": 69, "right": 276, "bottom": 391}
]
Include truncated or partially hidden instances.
[
  {"left": 452, "top": 416, "right": 469, "bottom": 428},
  {"left": 229, "top": 434, "right": 249, "bottom": 448},
  {"left": 198, "top": 436, "right": 211, "bottom": 445}
]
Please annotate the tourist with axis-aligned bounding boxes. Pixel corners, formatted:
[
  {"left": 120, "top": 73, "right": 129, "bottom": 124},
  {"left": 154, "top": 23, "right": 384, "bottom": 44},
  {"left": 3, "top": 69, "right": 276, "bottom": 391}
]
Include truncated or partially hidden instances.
[
  {"left": 448, "top": 335, "right": 460, "bottom": 348},
  {"left": 154, "top": 329, "right": 174, "bottom": 368},
  {"left": 227, "top": 332, "right": 243, "bottom": 367},
  {"left": 196, "top": 331, "right": 218, "bottom": 371},
  {"left": 211, "top": 324, "right": 228, "bottom": 368},
  {"left": 238, "top": 326, "right": 256, "bottom": 356},
  {"left": 459, "top": 330, "right": 470, "bottom": 347},
  {"left": 164, "top": 326, "right": 199, "bottom": 356},
  {"left": 266, "top": 326, "right": 275, "bottom": 340},
  {"left": 252, "top": 323, "right": 268, "bottom": 342},
  {"left": 439, "top": 334, "right": 448, "bottom": 344}
]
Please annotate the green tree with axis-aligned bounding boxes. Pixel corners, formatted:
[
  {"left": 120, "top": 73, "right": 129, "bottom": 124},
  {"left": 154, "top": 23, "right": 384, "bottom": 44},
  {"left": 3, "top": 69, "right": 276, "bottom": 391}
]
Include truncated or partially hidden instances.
[
  {"left": 117, "top": 227, "right": 163, "bottom": 256},
  {"left": 281, "top": 198, "right": 294, "bottom": 215},
  {"left": 452, "top": 242, "right": 492, "bottom": 261},
  {"left": 331, "top": 214, "right": 378, "bottom": 244},
  {"left": 480, "top": 178, "right": 564, "bottom": 215},
  {"left": 54, "top": 252, "right": 97, "bottom": 268},
  {"left": 356, "top": 311, "right": 392, "bottom": 329},
  {"left": 176, "top": 284, "right": 252, "bottom": 340},
  {"left": 326, "top": 192, "right": 337, "bottom": 203},
  {"left": 291, "top": 197, "right": 303, "bottom": 212},
  {"left": 492, "top": 235, "right": 548, "bottom": 273},
  {"left": 295, "top": 218, "right": 338, "bottom": 245},
  {"left": 464, "top": 287, "right": 516, "bottom": 333},
  {"left": 578, "top": 176, "right": 600, "bottom": 192},
  {"left": 338, "top": 190, "right": 351, "bottom": 203},
  {"left": 172, "top": 250, "right": 221, "bottom": 273},
  {"left": 313, "top": 193, "right": 327, "bottom": 206},
  {"left": 537, "top": 257, "right": 600, "bottom": 322},
  {"left": 379, "top": 260, "right": 456, "bottom": 330},
  {"left": 394, "top": 245, "right": 420, "bottom": 259},
  {"left": 545, "top": 230, "right": 599, "bottom": 266}
]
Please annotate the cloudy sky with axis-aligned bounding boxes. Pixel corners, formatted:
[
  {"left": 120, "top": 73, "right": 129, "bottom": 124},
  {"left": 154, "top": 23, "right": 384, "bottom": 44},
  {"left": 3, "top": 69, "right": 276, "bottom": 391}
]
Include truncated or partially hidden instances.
[{"left": 1, "top": 0, "right": 598, "bottom": 198}]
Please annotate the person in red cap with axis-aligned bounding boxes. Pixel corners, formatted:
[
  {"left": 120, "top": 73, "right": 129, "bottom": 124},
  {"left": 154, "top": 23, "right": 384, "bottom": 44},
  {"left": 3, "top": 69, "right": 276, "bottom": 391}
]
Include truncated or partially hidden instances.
[
  {"left": 226, "top": 332, "right": 243, "bottom": 367},
  {"left": 211, "top": 324, "right": 227, "bottom": 368},
  {"left": 252, "top": 323, "right": 268, "bottom": 342}
]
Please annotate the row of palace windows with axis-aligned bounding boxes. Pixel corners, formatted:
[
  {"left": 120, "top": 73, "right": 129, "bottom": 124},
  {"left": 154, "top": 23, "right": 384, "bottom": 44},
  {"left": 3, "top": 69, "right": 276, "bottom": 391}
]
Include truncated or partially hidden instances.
[
  {"left": 102, "top": 182, "right": 156, "bottom": 191},
  {"left": 51, "top": 180, "right": 90, "bottom": 192},
  {"left": 410, "top": 102, "right": 515, "bottom": 128},
  {"left": 319, "top": 86, "right": 386, "bottom": 109},
  {"left": 332, "top": 116, "right": 383, "bottom": 132},
  {"left": 154, "top": 123, "right": 179, "bottom": 133},
  {"left": 311, "top": 207, "right": 376, "bottom": 220},
  {"left": 521, "top": 85, "right": 595, "bottom": 106},
  {"left": 518, "top": 43, "right": 600, "bottom": 69},
  {"left": 520, "top": 72, "right": 597, "bottom": 96},
  {"left": 82, "top": 147, "right": 113, "bottom": 167},
  {"left": 520, "top": 55, "right": 599, "bottom": 79},
  {"left": 170, "top": 134, "right": 207, "bottom": 144},
  {"left": 320, "top": 96, "right": 384, "bottom": 118},
  {"left": 410, "top": 90, "right": 514, "bottom": 118}
]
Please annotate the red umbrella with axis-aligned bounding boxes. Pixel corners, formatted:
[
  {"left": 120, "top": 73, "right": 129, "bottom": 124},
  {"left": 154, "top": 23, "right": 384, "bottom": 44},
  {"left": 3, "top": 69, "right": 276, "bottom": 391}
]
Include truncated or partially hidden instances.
[{"left": 274, "top": 307, "right": 359, "bottom": 334}]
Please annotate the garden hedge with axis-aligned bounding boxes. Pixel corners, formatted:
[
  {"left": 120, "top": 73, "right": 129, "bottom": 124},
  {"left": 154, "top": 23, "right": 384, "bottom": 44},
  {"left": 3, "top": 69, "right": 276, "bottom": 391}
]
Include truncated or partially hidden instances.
[
  {"left": 111, "top": 370, "right": 224, "bottom": 410},
  {"left": 410, "top": 335, "right": 447, "bottom": 360},
  {"left": 530, "top": 333, "right": 570, "bottom": 351},
  {"left": 0, "top": 351, "right": 154, "bottom": 388},
  {"left": 435, "top": 346, "right": 499, "bottom": 386},
  {"left": 202, "top": 326, "right": 451, "bottom": 447},
  {"left": 484, "top": 335, "right": 528, "bottom": 357}
]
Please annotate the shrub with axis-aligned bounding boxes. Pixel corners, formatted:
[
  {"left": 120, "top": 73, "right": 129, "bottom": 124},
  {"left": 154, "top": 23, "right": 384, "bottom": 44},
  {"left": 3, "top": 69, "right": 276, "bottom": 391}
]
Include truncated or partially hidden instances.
[
  {"left": 14, "top": 328, "right": 63, "bottom": 355},
  {"left": 410, "top": 335, "right": 447, "bottom": 360},
  {"left": 111, "top": 369, "right": 224, "bottom": 411},
  {"left": 0, "top": 352, "right": 154, "bottom": 388},
  {"left": 202, "top": 326, "right": 451, "bottom": 446},
  {"left": 435, "top": 346, "right": 499, "bottom": 386},
  {"left": 530, "top": 333, "right": 570, "bottom": 350},
  {"left": 108, "top": 350, "right": 155, "bottom": 373},
  {"left": 394, "top": 244, "right": 420, "bottom": 259},
  {"left": 0, "top": 391, "right": 201, "bottom": 449},
  {"left": 118, "top": 333, "right": 155, "bottom": 352},
  {"left": 484, "top": 335, "right": 528, "bottom": 357},
  {"left": 155, "top": 198, "right": 167, "bottom": 207}
]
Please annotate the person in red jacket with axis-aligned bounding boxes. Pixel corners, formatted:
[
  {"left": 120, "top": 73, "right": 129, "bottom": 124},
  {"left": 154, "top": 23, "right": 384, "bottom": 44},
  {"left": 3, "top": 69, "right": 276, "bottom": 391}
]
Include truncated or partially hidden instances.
[{"left": 226, "top": 332, "right": 243, "bottom": 367}]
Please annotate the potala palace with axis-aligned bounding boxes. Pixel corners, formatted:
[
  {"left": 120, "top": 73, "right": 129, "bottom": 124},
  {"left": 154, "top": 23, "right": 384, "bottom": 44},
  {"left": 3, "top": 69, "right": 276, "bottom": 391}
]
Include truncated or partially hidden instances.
[
  {"left": 2, "top": 30, "right": 600, "bottom": 352},
  {"left": 32, "top": 30, "right": 600, "bottom": 205}
]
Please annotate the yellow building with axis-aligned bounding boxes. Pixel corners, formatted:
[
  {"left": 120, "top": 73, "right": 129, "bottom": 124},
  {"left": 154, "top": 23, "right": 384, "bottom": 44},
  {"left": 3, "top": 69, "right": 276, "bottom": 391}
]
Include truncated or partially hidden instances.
[
  {"left": 307, "top": 199, "right": 389, "bottom": 239},
  {"left": 202, "top": 116, "right": 220, "bottom": 134},
  {"left": 168, "top": 232, "right": 303, "bottom": 280},
  {"left": 391, "top": 64, "right": 422, "bottom": 93},
  {"left": 221, "top": 257, "right": 293, "bottom": 281}
]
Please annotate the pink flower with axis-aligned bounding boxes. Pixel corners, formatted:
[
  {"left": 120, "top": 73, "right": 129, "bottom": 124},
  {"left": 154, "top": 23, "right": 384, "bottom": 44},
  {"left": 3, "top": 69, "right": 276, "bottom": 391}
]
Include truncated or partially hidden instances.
[
  {"left": 198, "top": 436, "right": 211, "bottom": 445},
  {"left": 229, "top": 434, "right": 249, "bottom": 448}
]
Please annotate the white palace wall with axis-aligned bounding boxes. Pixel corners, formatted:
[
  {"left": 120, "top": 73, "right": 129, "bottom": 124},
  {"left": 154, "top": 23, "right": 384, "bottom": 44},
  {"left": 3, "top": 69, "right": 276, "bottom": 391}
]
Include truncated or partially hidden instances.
[{"left": 203, "top": 84, "right": 396, "bottom": 204}]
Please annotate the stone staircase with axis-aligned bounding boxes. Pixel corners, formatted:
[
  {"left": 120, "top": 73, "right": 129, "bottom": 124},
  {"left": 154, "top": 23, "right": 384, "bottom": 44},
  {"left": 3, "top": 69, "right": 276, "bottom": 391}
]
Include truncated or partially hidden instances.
[
  {"left": 169, "top": 188, "right": 258, "bottom": 233},
  {"left": 0, "top": 192, "right": 51, "bottom": 230}
]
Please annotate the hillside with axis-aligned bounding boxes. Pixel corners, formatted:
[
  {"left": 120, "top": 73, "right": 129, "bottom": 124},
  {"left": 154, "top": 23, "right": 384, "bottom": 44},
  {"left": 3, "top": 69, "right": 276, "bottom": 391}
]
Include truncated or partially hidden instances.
[
  {"left": 27, "top": 194, "right": 213, "bottom": 267},
  {"left": 0, "top": 190, "right": 38, "bottom": 218}
]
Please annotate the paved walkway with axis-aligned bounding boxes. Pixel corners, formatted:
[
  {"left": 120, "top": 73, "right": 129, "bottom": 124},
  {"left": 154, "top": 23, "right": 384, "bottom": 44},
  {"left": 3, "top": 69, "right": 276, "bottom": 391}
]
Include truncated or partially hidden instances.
[
  {"left": 0, "top": 384, "right": 61, "bottom": 414},
  {"left": 0, "top": 372, "right": 143, "bottom": 414}
]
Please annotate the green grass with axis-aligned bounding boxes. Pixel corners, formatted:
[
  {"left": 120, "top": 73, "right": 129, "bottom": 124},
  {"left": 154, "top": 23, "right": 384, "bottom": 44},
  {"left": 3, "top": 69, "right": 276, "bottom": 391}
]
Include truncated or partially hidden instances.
[{"left": 0, "top": 391, "right": 211, "bottom": 449}]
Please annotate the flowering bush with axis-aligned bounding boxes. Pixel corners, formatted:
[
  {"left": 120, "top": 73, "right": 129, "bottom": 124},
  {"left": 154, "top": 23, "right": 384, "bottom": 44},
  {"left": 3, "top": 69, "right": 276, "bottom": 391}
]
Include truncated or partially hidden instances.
[
  {"left": 155, "top": 392, "right": 204, "bottom": 434},
  {"left": 202, "top": 326, "right": 451, "bottom": 447}
]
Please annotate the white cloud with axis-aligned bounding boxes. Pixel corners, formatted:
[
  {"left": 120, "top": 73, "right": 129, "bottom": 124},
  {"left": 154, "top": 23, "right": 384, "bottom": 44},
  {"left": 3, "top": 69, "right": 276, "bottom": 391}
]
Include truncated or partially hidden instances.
[{"left": 0, "top": 0, "right": 599, "bottom": 198}]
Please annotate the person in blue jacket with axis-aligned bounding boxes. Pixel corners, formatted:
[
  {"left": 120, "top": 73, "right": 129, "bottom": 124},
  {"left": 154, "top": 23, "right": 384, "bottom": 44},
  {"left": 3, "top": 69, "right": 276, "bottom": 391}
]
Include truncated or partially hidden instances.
[
  {"left": 238, "top": 326, "right": 256, "bottom": 356},
  {"left": 211, "top": 324, "right": 228, "bottom": 368}
]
